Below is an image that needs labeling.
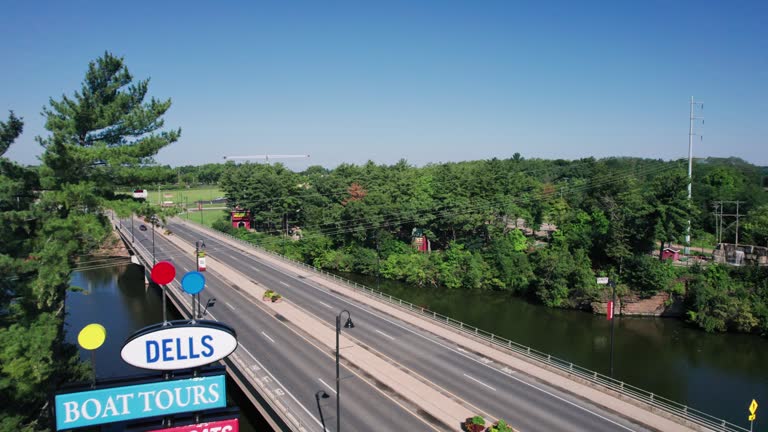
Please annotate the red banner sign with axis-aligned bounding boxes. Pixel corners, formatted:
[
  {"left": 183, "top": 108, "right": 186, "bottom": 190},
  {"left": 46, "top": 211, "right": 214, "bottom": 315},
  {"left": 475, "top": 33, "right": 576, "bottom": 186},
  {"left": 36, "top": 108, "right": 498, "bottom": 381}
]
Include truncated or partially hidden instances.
[
  {"left": 607, "top": 300, "right": 614, "bottom": 320},
  {"left": 149, "top": 418, "right": 238, "bottom": 432}
]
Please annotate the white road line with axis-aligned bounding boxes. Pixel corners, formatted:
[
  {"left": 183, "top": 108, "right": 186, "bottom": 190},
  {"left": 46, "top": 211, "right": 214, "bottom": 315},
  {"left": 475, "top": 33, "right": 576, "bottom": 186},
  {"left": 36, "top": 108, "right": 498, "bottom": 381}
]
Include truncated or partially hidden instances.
[
  {"left": 225, "top": 302, "right": 235, "bottom": 310},
  {"left": 261, "top": 331, "right": 276, "bottom": 343},
  {"left": 280, "top": 281, "right": 290, "bottom": 287},
  {"left": 319, "top": 301, "right": 333, "bottom": 308},
  {"left": 464, "top": 373, "right": 496, "bottom": 391},
  {"left": 375, "top": 329, "right": 395, "bottom": 340},
  {"left": 318, "top": 378, "right": 337, "bottom": 394},
  {"left": 238, "top": 345, "right": 324, "bottom": 429}
]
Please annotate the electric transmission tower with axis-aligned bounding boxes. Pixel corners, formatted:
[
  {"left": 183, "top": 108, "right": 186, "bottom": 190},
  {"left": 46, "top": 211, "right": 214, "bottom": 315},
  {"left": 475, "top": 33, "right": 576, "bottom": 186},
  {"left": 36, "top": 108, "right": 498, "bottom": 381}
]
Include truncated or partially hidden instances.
[{"left": 686, "top": 96, "right": 704, "bottom": 254}]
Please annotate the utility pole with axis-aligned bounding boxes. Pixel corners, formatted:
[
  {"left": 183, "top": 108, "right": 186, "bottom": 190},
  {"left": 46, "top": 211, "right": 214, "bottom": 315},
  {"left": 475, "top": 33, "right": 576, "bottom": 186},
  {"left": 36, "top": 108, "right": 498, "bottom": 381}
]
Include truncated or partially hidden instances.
[
  {"left": 715, "top": 200, "right": 743, "bottom": 246},
  {"left": 686, "top": 97, "right": 704, "bottom": 255},
  {"left": 736, "top": 201, "right": 740, "bottom": 247}
]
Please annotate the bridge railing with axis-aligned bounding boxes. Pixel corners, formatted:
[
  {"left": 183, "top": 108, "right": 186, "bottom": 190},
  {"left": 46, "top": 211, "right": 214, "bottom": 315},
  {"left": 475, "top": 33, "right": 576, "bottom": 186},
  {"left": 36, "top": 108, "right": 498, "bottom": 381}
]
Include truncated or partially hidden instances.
[{"left": 186, "top": 221, "right": 748, "bottom": 432}]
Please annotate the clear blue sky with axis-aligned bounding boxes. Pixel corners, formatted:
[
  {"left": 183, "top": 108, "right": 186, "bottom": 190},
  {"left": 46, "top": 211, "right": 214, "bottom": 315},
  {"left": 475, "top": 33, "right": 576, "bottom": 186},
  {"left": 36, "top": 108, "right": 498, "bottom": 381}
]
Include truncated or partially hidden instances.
[{"left": 2, "top": 0, "right": 766, "bottom": 170}]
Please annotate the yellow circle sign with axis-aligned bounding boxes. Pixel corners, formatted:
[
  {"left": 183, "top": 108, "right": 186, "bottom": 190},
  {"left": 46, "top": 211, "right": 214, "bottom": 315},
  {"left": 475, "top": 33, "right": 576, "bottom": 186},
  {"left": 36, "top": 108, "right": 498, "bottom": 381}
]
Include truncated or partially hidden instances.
[{"left": 78, "top": 324, "right": 106, "bottom": 350}]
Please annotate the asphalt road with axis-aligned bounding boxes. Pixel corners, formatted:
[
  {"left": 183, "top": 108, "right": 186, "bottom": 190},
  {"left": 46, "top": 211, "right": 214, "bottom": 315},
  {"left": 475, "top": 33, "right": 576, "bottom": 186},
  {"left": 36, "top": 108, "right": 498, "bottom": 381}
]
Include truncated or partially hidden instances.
[
  {"left": 164, "top": 220, "right": 655, "bottom": 432},
  {"left": 124, "top": 220, "right": 436, "bottom": 432}
]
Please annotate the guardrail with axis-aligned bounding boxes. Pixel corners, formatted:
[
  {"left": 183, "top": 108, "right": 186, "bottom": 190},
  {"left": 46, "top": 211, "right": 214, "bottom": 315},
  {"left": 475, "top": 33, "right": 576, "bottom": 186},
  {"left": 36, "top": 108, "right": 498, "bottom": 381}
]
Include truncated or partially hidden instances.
[{"left": 182, "top": 220, "right": 747, "bottom": 432}]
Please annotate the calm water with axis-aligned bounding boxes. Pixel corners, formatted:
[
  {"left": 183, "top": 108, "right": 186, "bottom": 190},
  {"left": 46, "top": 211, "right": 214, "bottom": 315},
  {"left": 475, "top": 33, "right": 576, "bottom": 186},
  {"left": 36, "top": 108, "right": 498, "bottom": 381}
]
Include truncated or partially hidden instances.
[
  {"left": 65, "top": 263, "right": 268, "bottom": 431},
  {"left": 340, "top": 272, "right": 768, "bottom": 429}
]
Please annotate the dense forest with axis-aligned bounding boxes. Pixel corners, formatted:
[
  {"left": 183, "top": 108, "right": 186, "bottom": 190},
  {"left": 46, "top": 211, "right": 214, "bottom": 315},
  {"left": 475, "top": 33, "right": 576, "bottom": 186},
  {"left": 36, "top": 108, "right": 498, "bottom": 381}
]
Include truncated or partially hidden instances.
[
  {"left": 0, "top": 53, "right": 178, "bottom": 430},
  {"left": 211, "top": 156, "right": 768, "bottom": 334}
]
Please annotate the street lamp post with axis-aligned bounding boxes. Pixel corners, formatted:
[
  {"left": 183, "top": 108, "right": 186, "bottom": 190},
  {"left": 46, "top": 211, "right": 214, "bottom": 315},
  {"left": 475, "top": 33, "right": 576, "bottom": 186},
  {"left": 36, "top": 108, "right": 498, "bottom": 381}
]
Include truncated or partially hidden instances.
[
  {"left": 335, "top": 310, "right": 354, "bottom": 432},
  {"left": 597, "top": 277, "right": 618, "bottom": 378},
  {"left": 131, "top": 216, "right": 134, "bottom": 243},
  {"left": 376, "top": 235, "right": 380, "bottom": 290},
  {"left": 151, "top": 216, "right": 156, "bottom": 265},
  {"left": 609, "top": 279, "right": 616, "bottom": 378},
  {"left": 195, "top": 240, "right": 206, "bottom": 317}
]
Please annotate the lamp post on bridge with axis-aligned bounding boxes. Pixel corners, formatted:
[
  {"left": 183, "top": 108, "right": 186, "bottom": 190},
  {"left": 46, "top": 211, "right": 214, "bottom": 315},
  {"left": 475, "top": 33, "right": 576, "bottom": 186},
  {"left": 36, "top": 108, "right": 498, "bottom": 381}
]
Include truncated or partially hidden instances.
[
  {"left": 150, "top": 215, "right": 158, "bottom": 265},
  {"left": 195, "top": 239, "right": 207, "bottom": 317},
  {"left": 597, "top": 277, "right": 617, "bottom": 378},
  {"left": 336, "top": 309, "right": 355, "bottom": 432}
]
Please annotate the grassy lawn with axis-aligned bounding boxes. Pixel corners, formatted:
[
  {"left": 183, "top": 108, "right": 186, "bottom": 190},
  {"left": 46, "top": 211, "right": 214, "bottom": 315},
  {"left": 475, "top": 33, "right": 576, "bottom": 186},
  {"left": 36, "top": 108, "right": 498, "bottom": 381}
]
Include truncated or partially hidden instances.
[
  {"left": 117, "top": 186, "right": 224, "bottom": 206},
  {"left": 180, "top": 208, "right": 229, "bottom": 228}
]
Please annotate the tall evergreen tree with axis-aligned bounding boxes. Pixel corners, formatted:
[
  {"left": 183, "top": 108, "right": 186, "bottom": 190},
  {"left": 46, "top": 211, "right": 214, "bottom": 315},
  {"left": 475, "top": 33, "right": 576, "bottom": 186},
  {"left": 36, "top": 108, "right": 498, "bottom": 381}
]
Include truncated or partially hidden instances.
[{"left": 37, "top": 51, "right": 180, "bottom": 195}]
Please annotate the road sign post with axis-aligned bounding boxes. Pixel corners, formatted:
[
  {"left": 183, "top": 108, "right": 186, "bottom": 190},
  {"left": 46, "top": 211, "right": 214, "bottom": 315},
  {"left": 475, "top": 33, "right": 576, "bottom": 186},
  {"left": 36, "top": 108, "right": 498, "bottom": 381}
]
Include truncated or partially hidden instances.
[
  {"left": 597, "top": 277, "right": 617, "bottom": 377},
  {"left": 749, "top": 399, "right": 758, "bottom": 431}
]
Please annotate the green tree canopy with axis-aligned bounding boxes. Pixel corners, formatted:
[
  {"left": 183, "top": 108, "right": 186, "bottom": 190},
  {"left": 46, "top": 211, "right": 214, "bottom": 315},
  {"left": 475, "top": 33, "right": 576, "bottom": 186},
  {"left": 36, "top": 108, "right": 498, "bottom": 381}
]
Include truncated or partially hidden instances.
[{"left": 37, "top": 51, "right": 180, "bottom": 194}]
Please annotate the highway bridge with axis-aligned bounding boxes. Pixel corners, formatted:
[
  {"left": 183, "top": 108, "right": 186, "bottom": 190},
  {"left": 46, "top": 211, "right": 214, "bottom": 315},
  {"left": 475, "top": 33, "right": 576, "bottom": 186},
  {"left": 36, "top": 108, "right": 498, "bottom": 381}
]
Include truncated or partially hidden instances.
[{"left": 113, "top": 214, "right": 743, "bottom": 432}]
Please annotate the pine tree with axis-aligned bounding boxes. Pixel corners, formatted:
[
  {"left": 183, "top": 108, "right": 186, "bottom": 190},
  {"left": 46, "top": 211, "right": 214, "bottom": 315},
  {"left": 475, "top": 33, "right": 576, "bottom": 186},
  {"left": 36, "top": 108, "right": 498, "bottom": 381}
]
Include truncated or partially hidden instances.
[{"left": 37, "top": 51, "right": 180, "bottom": 195}]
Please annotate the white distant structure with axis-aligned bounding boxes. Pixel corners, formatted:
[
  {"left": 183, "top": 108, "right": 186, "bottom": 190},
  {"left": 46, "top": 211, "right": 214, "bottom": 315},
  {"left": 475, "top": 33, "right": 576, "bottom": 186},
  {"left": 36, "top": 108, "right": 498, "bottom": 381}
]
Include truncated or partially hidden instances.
[
  {"left": 132, "top": 189, "right": 148, "bottom": 200},
  {"left": 223, "top": 154, "right": 310, "bottom": 163}
]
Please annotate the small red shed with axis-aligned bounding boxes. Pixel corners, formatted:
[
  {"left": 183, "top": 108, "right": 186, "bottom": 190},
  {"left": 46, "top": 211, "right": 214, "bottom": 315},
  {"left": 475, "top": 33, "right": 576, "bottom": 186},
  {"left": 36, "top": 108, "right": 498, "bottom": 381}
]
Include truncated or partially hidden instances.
[{"left": 661, "top": 248, "right": 680, "bottom": 261}]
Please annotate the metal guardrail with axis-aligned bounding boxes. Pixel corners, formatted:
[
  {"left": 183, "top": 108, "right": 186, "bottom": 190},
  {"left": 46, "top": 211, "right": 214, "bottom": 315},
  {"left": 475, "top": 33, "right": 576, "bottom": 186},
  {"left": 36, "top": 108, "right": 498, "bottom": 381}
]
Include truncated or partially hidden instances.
[{"left": 182, "top": 220, "right": 747, "bottom": 432}]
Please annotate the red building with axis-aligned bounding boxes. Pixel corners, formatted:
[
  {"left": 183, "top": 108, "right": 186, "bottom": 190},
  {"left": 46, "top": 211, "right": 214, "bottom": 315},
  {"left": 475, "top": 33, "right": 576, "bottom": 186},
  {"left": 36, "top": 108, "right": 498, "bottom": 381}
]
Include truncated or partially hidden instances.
[
  {"left": 661, "top": 248, "right": 680, "bottom": 261},
  {"left": 231, "top": 209, "right": 251, "bottom": 229}
]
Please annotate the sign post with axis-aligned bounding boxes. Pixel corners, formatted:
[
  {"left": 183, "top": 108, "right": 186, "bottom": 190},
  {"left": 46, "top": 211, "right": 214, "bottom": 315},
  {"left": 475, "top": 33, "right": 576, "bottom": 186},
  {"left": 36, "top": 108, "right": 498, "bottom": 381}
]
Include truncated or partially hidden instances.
[
  {"left": 597, "top": 277, "right": 617, "bottom": 378},
  {"left": 77, "top": 324, "right": 106, "bottom": 388},
  {"left": 151, "top": 261, "right": 177, "bottom": 325},
  {"left": 749, "top": 399, "right": 758, "bottom": 431}
]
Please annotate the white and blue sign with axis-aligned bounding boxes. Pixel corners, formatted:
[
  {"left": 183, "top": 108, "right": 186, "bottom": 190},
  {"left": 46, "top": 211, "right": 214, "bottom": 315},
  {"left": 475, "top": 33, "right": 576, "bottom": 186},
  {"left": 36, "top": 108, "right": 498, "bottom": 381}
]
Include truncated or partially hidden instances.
[
  {"left": 55, "top": 375, "right": 226, "bottom": 430},
  {"left": 121, "top": 321, "right": 238, "bottom": 371}
]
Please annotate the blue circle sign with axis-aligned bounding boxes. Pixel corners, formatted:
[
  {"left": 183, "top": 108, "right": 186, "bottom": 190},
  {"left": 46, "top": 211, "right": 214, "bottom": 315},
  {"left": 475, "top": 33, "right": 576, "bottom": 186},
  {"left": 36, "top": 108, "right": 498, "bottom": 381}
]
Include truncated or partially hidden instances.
[{"left": 181, "top": 271, "right": 206, "bottom": 294}]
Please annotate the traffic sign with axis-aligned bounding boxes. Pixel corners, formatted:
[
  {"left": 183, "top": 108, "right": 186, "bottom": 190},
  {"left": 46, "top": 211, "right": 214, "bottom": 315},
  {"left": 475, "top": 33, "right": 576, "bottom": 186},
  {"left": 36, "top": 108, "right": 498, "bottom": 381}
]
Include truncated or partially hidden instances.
[
  {"left": 596, "top": 277, "right": 609, "bottom": 285},
  {"left": 750, "top": 399, "right": 758, "bottom": 415},
  {"left": 749, "top": 414, "right": 756, "bottom": 421}
]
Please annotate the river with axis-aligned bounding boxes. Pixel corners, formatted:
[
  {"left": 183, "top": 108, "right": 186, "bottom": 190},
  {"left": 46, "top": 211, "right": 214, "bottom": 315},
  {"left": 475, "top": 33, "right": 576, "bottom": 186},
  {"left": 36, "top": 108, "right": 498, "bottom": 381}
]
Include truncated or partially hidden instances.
[
  {"left": 65, "top": 263, "right": 268, "bottom": 431},
  {"left": 64, "top": 260, "right": 767, "bottom": 431}
]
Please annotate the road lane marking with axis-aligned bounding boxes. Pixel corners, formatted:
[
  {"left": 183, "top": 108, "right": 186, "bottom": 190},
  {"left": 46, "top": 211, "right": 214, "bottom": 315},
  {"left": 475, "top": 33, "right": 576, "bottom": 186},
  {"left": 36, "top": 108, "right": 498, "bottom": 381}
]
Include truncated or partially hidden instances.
[
  {"left": 280, "top": 281, "right": 290, "bottom": 287},
  {"left": 319, "top": 301, "right": 333, "bottom": 308},
  {"left": 261, "top": 331, "right": 275, "bottom": 343},
  {"left": 225, "top": 302, "right": 235, "bottom": 310},
  {"left": 464, "top": 373, "right": 496, "bottom": 391},
  {"left": 375, "top": 329, "right": 395, "bottom": 340},
  {"left": 237, "top": 345, "right": 324, "bottom": 429},
  {"left": 318, "top": 378, "right": 336, "bottom": 394}
]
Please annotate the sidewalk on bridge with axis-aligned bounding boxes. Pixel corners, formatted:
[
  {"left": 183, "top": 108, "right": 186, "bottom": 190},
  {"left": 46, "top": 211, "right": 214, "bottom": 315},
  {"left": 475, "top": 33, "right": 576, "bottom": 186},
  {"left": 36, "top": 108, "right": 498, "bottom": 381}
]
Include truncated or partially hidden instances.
[
  {"left": 163, "top": 220, "right": 477, "bottom": 430},
  {"left": 173, "top": 219, "right": 704, "bottom": 432}
]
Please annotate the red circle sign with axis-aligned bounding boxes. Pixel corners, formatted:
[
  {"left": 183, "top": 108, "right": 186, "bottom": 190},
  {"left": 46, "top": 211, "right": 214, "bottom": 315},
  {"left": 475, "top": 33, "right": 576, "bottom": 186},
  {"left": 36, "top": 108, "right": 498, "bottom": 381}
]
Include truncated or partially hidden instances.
[{"left": 150, "top": 261, "right": 176, "bottom": 285}]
